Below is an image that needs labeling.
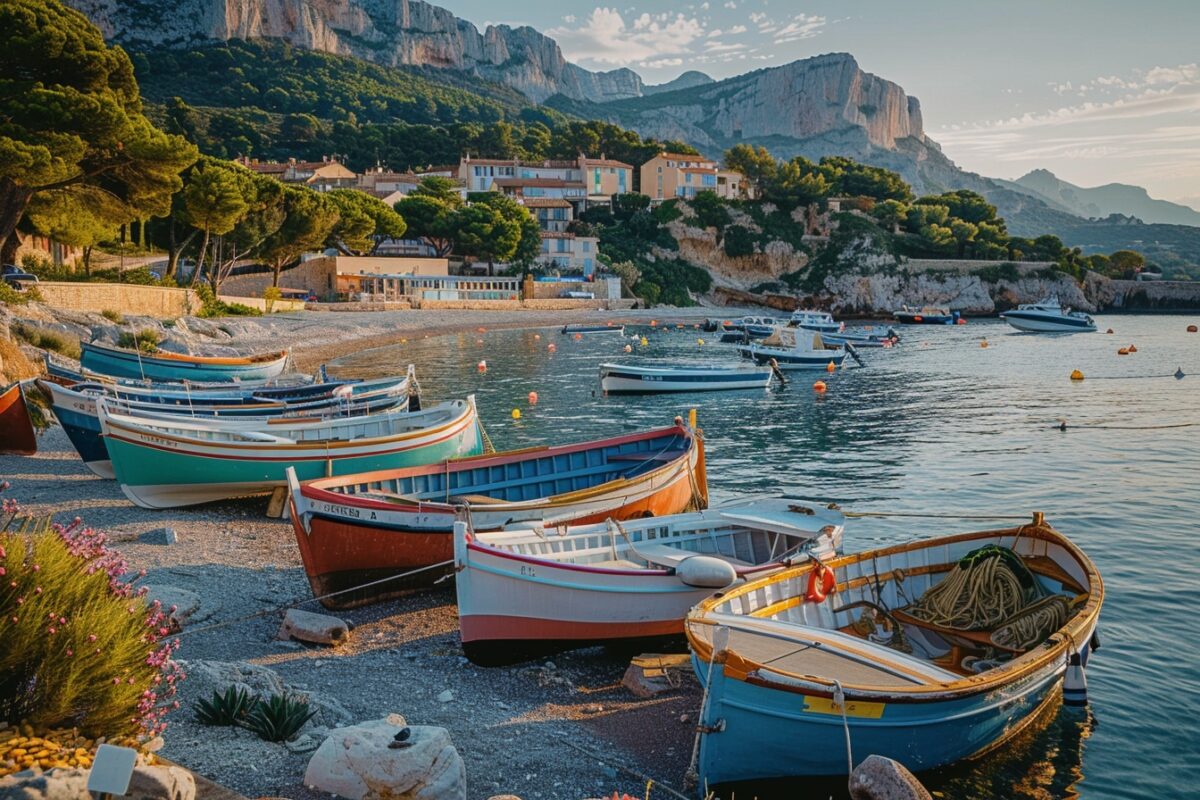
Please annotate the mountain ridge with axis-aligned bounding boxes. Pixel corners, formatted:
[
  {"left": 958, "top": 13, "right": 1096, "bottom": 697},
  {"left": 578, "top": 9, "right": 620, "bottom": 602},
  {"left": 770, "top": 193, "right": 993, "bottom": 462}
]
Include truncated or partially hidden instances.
[{"left": 1003, "top": 169, "right": 1200, "bottom": 227}]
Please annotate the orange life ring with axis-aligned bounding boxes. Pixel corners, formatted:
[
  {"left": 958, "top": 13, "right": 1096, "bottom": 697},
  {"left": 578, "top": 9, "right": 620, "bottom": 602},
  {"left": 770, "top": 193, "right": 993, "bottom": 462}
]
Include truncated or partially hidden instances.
[{"left": 805, "top": 564, "right": 837, "bottom": 603}]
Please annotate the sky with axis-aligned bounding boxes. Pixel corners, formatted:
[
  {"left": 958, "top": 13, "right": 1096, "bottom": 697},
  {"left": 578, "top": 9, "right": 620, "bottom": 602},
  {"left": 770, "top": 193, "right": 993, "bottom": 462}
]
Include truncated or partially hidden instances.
[{"left": 433, "top": 0, "right": 1200, "bottom": 207}]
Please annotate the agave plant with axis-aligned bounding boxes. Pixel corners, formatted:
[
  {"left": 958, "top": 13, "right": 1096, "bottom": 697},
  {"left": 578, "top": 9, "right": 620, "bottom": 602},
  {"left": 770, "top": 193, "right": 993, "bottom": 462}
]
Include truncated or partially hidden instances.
[
  {"left": 193, "top": 685, "right": 257, "bottom": 726},
  {"left": 243, "top": 693, "right": 316, "bottom": 742}
]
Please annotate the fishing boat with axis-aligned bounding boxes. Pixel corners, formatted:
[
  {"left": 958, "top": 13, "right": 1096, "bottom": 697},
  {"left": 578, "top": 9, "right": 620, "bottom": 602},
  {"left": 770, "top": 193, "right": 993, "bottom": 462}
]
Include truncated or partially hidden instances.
[
  {"left": 40, "top": 372, "right": 415, "bottom": 479},
  {"left": 893, "top": 305, "right": 961, "bottom": 325},
  {"left": 453, "top": 500, "right": 845, "bottom": 664},
  {"left": 599, "top": 362, "right": 774, "bottom": 394},
  {"left": 686, "top": 513, "right": 1103, "bottom": 784},
  {"left": 79, "top": 340, "right": 290, "bottom": 382},
  {"left": 789, "top": 309, "right": 841, "bottom": 334},
  {"left": 99, "top": 397, "right": 481, "bottom": 509},
  {"left": 738, "top": 328, "right": 847, "bottom": 370},
  {"left": 719, "top": 316, "right": 788, "bottom": 340},
  {"left": 821, "top": 326, "right": 901, "bottom": 348},
  {"left": 44, "top": 353, "right": 318, "bottom": 395},
  {"left": 561, "top": 323, "right": 626, "bottom": 335},
  {"left": 0, "top": 382, "right": 37, "bottom": 455},
  {"left": 1000, "top": 297, "right": 1097, "bottom": 333},
  {"left": 287, "top": 420, "right": 708, "bottom": 608}
]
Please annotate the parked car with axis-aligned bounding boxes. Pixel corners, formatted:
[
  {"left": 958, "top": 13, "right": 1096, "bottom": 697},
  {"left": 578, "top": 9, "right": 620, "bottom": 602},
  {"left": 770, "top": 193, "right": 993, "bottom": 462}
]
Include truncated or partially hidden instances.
[{"left": 1, "top": 264, "right": 39, "bottom": 290}]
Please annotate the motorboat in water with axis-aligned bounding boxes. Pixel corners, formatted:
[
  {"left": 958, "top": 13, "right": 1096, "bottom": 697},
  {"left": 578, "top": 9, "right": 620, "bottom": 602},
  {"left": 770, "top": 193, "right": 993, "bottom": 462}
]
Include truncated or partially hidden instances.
[
  {"left": 789, "top": 309, "right": 841, "bottom": 334},
  {"left": 738, "top": 328, "right": 847, "bottom": 370},
  {"left": 893, "top": 305, "right": 961, "bottom": 325},
  {"left": 1000, "top": 297, "right": 1097, "bottom": 333},
  {"left": 599, "top": 362, "right": 774, "bottom": 393}
]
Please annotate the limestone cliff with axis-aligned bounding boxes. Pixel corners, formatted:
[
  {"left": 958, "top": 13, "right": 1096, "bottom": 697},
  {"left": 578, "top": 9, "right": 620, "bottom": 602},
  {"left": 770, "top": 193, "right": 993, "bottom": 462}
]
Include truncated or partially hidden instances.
[{"left": 62, "top": 0, "right": 645, "bottom": 103}]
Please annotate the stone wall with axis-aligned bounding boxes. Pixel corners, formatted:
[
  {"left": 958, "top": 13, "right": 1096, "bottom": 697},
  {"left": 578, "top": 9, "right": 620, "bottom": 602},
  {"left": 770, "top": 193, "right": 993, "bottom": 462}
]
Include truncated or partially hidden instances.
[
  {"left": 1105, "top": 279, "right": 1200, "bottom": 310},
  {"left": 419, "top": 298, "right": 635, "bottom": 311},
  {"left": 524, "top": 277, "right": 622, "bottom": 300},
  {"left": 900, "top": 259, "right": 1057, "bottom": 275},
  {"left": 220, "top": 258, "right": 337, "bottom": 299},
  {"left": 217, "top": 295, "right": 308, "bottom": 313},
  {"left": 35, "top": 282, "right": 200, "bottom": 318}
]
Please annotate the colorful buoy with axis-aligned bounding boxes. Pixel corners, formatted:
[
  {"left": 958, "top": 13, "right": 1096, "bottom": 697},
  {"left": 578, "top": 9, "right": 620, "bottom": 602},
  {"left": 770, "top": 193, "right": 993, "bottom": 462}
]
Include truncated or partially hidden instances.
[
  {"left": 980, "top": 339, "right": 988, "bottom": 348},
  {"left": 1070, "top": 369, "right": 1085, "bottom": 381},
  {"left": 527, "top": 391, "right": 538, "bottom": 405},
  {"left": 624, "top": 344, "right": 632, "bottom": 353},
  {"left": 511, "top": 408, "right": 521, "bottom": 420},
  {"left": 813, "top": 380, "right": 827, "bottom": 393},
  {"left": 697, "top": 338, "right": 705, "bottom": 346},
  {"left": 477, "top": 360, "right": 487, "bottom": 373},
  {"left": 826, "top": 361, "right": 835, "bottom": 373},
  {"left": 477, "top": 327, "right": 487, "bottom": 333},
  {"left": 650, "top": 320, "right": 658, "bottom": 327},
  {"left": 640, "top": 337, "right": 648, "bottom": 346},
  {"left": 534, "top": 333, "right": 541, "bottom": 340},
  {"left": 1187, "top": 325, "right": 1198, "bottom": 333},
  {"left": 1117, "top": 348, "right": 1129, "bottom": 355},
  {"left": 1106, "top": 328, "right": 1114, "bottom": 334},
  {"left": 547, "top": 343, "right": 557, "bottom": 352},
  {"left": 574, "top": 333, "right": 583, "bottom": 341},
  {"left": 956, "top": 317, "right": 967, "bottom": 325},
  {"left": 1127, "top": 344, "right": 1138, "bottom": 353}
]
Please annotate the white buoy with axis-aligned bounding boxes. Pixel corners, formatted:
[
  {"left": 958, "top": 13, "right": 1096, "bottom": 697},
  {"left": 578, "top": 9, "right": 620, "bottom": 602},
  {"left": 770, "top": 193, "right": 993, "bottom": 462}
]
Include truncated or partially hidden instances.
[{"left": 1063, "top": 651, "right": 1088, "bottom": 706}]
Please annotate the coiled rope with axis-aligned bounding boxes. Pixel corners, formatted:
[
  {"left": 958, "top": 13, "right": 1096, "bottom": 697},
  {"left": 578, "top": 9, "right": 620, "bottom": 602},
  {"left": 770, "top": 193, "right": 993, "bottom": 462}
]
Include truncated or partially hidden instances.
[{"left": 906, "top": 546, "right": 1043, "bottom": 632}]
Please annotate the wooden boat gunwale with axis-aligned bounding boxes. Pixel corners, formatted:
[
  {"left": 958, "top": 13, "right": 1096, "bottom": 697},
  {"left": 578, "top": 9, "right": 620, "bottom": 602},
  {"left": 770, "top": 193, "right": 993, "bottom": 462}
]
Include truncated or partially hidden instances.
[
  {"left": 82, "top": 339, "right": 288, "bottom": 367},
  {"left": 686, "top": 516, "right": 1103, "bottom": 703}
]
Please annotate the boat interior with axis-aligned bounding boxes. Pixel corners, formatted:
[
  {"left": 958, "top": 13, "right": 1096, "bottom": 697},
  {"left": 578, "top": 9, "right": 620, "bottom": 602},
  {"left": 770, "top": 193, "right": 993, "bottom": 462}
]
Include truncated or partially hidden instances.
[
  {"left": 327, "top": 429, "right": 693, "bottom": 505},
  {"left": 692, "top": 531, "right": 1094, "bottom": 688},
  {"left": 474, "top": 502, "right": 843, "bottom": 572}
]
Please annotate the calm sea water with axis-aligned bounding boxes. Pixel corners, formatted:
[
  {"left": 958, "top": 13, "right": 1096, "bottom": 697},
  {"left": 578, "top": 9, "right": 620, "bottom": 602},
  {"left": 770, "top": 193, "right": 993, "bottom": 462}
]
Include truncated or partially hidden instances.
[{"left": 335, "top": 315, "right": 1200, "bottom": 799}]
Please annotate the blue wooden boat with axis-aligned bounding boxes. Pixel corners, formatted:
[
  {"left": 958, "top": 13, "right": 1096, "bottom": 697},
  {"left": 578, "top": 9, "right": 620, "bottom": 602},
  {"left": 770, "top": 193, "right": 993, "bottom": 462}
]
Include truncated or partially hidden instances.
[
  {"left": 599, "top": 362, "right": 774, "bottom": 394},
  {"left": 685, "top": 514, "right": 1103, "bottom": 784},
  {"left": 79, "top": 340, "right": 290, "bottom": 382},
  {"left": 737, "top": 329, "right": 846, "bottom": 370},
  {"left": 42, "top": 353, "right": 320, "bottom": 396},
  {"left": 39, "top": 372, "right": 415, "bottom": 479}
]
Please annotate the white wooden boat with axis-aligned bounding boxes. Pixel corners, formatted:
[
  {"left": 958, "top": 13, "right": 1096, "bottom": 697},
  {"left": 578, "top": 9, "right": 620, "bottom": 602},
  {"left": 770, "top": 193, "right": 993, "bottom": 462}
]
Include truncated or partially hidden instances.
[
  {"left": 738, "top": 329, "right": 846, "bottom": 370},
  {"left": 686, "top": 513, "right": 1103, "bottom": 783},
  {"left": 454, "top": 499, "right": 845, "bottom": 664},
  {"left": 599, "top": 362, "right": 774, "bottom": 394}
]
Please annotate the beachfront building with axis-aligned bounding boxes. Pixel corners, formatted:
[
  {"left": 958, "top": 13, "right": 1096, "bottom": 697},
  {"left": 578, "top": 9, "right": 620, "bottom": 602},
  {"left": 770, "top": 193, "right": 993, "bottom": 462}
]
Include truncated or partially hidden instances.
[
  {"left": 640, "top": 152, "right": 752, "bottom": 201},
  {"left": 519, "top": 198, "right": 600, "bottom": 277},
  {"left": 357, "top": 167, "right": 466, "bottom": 202},
  {"left": 458, "top": 154, "right": 633, "bottom": 211}
]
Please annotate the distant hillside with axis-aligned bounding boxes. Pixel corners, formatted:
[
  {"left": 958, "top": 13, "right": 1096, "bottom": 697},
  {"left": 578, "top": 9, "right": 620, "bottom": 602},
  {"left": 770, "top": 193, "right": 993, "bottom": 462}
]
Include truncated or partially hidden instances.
[
  {"left": 643, "top": 71, "right": 714, "bottom": 96},
  {"left": 1004, "top": 169, "right": 1200, "bottom": 227}
]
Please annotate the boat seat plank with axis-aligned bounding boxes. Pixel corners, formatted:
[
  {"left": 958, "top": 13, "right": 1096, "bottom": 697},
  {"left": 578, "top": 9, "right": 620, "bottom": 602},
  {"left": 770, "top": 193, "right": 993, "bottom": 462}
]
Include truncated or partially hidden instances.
[{"left": 1025, "top": 556, "right": 1088, "bottom": 594}]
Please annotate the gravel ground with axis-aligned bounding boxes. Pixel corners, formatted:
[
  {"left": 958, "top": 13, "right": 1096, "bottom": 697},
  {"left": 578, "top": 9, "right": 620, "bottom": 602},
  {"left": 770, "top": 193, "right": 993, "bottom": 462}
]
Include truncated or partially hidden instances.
[{"left": 0, "top": 308, "right": 724, "bottom": 800}]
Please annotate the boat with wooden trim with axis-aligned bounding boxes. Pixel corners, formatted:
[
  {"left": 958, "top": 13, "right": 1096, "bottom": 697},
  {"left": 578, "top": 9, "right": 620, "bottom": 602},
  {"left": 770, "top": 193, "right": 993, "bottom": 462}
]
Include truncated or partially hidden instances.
[
  {"left": 789, "top": 309, "right": 841, "bottom": 334},
  {"left": 821, "top": 326, "right": 901, "bottom": 348},
  {"left": 561, "top": 323, "right": 626, "bottom": 335},
  {"left": 40, "top": 372, "right": 416, "bottom": 479},
  {"left": 737, "top": 328, "right": 846, "bottom": 370},
  {"left": 287, "top": 420, "right": 708, "bottom": 608},
  {"left": 44, "top": 353, "right": 318, "bottom": 395},
  {"left": 893, "top": 305, "right": 961, "bottom": 325},
  {"left": 0, "top": 382, "right": 37, "bottom": 455},
  {"left": 453, "top": 500, "right": 844, "bottom": 665},
  {"left": 99, "top": 396, "right": 481, "bottom": 509},
  {"left": 717, "top": 316, "right": 788, "bottom": 341},
  {"left": 79, "top": 340, "right": 290, "bottom": 382},
  {"left": 685, "top": 513, "right": 1103, "bottom": 784},
  {"left": 599, "top": 362, "right": 774, "bottom": 394}
]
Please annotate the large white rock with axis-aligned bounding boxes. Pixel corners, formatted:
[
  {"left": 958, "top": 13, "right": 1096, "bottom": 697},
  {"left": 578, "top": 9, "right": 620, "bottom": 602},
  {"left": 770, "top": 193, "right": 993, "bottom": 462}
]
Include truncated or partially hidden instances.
[
  {"left": 304, "top": 716, "right": 465, "bottom": 800},
  {"left": 277, "top": 608, "right": 351, "bottom": 646},
  {"left": 126, "top": 764, "right": 196, "bottom": 800},
  {"left": 849, "top": 755, "right": 932, "bottom": 800},
  {"left": 0, "top": 767, "right": 90, "bottom": 800}
]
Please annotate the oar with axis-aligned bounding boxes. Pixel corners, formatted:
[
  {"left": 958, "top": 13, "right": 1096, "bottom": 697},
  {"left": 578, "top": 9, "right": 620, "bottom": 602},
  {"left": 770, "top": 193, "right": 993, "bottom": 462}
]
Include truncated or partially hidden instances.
[
  {"left": 769, "top": 357, "right": 788, "bottom": 386},
  {"left": 846, "top": 342, "right": 865, "bottom": 367}
]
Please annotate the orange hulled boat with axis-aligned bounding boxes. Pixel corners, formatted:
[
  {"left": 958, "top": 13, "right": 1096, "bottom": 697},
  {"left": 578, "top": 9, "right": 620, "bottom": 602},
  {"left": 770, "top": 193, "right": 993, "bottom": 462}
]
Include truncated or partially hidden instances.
[{"left": 0, "top": 382, "right": 37, "bottom": 455}]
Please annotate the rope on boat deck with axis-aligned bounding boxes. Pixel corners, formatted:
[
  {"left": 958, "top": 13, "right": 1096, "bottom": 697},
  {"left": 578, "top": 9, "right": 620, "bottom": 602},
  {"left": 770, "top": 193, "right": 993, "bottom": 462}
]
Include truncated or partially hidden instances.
[
  {"left": 169, "top": 559, "right": 455, "bottom": 640},
  {"left": 559, "top": 738, "right": 692, "bottom": 800}
]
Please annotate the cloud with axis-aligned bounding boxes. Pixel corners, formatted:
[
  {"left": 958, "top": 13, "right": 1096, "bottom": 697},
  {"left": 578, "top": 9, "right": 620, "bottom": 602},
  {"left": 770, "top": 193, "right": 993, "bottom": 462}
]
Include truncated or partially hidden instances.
[
  {"left": 749, "top": 12, "right": 767, "bottom": 23},
  {"left": 773, "top": 13, "right": 826, "bottom": 43},
  {"left": 640, "top": 57, "right": 684, "bottom": 69},
  {"left": 724, "top": 1, "right": 738, "bottom": 7},
  {"left": 704, "top": 41, "right": 746, "bottom": 53},
  {"left": 727, "top": 24, "right": 748, "bottom": 34},
  {"left": 547, "top": 7, "right": 706, "bottom": 67}
]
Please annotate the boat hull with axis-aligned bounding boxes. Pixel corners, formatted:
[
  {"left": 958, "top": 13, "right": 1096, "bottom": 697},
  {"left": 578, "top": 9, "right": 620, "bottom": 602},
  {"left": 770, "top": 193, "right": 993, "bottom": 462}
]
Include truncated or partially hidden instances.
[
  {"left": 694, "top": 630, "right": 1096, "bottom": 783},
  {"left": 738, "top": 345, "right": 845, "bottom": 370},
  {"left": 80, "top": 341, "right": 289, "bottom": 382},
  {"left": 894, "top": 312, "right": 958, "bottom": 325},
  {"left": 599, "top": 365, "right": 771, "bottom": 394},
  {"left": 102, "top": 403, "right": 481, "bottom": 509},
  {"left": 1000, "top": 312, "right": 1097, "bottom": 333},
  {"left": 289, "top": 427, "right": 706, "bottom": 608},
  {"left": 0, "top": 383, "right": 37, "bottom": 456}
]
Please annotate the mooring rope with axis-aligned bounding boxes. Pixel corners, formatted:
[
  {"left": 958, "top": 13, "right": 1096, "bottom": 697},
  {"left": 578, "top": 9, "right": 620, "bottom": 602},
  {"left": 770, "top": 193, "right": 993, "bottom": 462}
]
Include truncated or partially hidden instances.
[
  {"left": 559, "top": 739, "right": 691, "bottom": 800},
  {"left": 172, "top": 558, "right": 455, "bottom": 639}
]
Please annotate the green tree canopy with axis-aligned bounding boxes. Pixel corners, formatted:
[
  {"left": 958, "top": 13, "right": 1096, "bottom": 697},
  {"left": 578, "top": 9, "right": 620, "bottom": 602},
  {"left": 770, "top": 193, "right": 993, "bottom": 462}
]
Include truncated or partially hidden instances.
[
  {"left": 258, "top": 185, "right": 339, "bottom": 286},
  {"left": 0, "top": 0, "right": 198, "bottom": 263},
  {"left": 452, "top": 203, "right": 521, "bottom": 274},
  {"left": 915, "top": 190, "right": 999, "bottom": 225},
  {"left": 393, "top": 193, "right": 455, "bottom": 256},
  {"left": 410, "top": 176, "right": 464, "bottom": 208},
  {"left": 819, "top": 156, "right": 913, "bottom": 203},
  {"left": 723, "top": 144, "right": 778, "bottom": 195},
  {"left": 472, "top": 193, "right": 539, "bottom": 267},
  {"left": 181, "top": 162, "right": 249, "bottom": 282},
  {"left": 324, "top": 189, "right": 407, "bottom": 256},
  {"left": 766, "top": 158, "right": 831, "bottom": 207}
]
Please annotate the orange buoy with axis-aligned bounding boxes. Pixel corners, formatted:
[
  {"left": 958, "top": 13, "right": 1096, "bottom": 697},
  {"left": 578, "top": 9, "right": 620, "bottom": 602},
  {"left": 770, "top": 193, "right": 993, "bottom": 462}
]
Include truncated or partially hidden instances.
[
  {"left": 1128, "top": 344, "right": 1138, "bottom": 353},
  {"left": 1070, "top": 370, "right": 1085, "bottom": 381},
  {"left": 624, "top": 344, "right": 632, "bottom": 353},
  {"left": 650, "top": 320, "right": 658, "bottom": 327},
  {"left": 547, "top": 343, "right": 557, "bottom": 352},
  {"left": 1106, "top": 329, "right": 1114, "bottom": 334},
  {"left": 477, "top": 360, "right": 487, "bottom": 373},
  {"left": 534, "top": 333, "right": 541, "bottom": 340},
  {"left": 1117, "top": 348, "right": 1129, "bottom": 355},
  {"left": 527, "top": 391, "right": 538, "bottom": 405},
  {"left": 813, "top": 380, "right": 827, "bottom": 393},
  {"left": 805, "top": 564, "right": 837, "bottom": 602},
  {"left": 1188, "top": 325, "right": 1198, "bottom": 333},
  {"left": 477, "top": 327, "right": 487, "bottom": 333},
  {"left": 956, "top": 317, "right": 967, "bottom": 325},
  {"left": 574, "top": 333, "right": 583, "bottom": 341},
  {"left": 826, "top": 361, "right": 835, "bottom": 373},
  {"left": 913, "top": 315, "right": 923, "bottom": 323},
  {"left": 980, "top": 339, "right": 989, "bottom": 348}
]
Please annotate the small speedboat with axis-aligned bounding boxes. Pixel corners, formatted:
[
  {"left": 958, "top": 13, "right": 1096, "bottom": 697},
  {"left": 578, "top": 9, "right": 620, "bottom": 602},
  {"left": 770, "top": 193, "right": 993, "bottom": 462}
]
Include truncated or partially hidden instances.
[
  {"left": 599, "top": 362, "right": 774, "bottom": 394},
  {"left": 686, "top": 512, "right": 1103, "bottom": 784},
  {"left": 454, "top": 499, "right": 845, "bottom": 664},
  {"left": 789, "top": 309, "right": 841, "bottom": 334},
  {"left": 561, "top": 323, "right": 625, "bottom": 335},
  {"left": 722, "top": 316, "right": 789, "bottom": 339},
  {"left": 1000, "top": 297, "right": 1097, "bottom": 333},
  {"left": 821, "top": 326, "right": 900, "bottom": 348},
  {"left": 893, "top": 305, "right": 961, "bottom": 325},
  {"left": 738, "top": 329, "right": 846, "bottom": 370}
]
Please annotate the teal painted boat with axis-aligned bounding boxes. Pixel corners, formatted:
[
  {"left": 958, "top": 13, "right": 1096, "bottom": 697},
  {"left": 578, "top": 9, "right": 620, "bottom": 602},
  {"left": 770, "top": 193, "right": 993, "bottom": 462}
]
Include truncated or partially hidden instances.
[
  {"left": 98, "top": 396, "right": 482, "bottom": 508},
  {"left": 80, "top": 340, "right": 290, "bottom": 382}
]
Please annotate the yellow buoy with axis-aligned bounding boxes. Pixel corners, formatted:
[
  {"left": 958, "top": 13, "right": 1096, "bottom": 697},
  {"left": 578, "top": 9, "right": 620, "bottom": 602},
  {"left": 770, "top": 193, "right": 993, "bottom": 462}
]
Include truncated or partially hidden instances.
[
  {"left": 826, "top": 361, "right": 835, "bottom": 373},
  {"left": 697, "top": 338, "right": 705, "bottom": 346},
  {"left": 1070, "top": 370, "right": 1085, "bottom": 381},
  {"left": 813, "top": 380, "right": 827, "bottom": 393},
  {"left": 640, "top": 337, "right": 649, "bottom": 346},
  {"left": 511, "top": 408, "right": 521, "bottom": 420}
]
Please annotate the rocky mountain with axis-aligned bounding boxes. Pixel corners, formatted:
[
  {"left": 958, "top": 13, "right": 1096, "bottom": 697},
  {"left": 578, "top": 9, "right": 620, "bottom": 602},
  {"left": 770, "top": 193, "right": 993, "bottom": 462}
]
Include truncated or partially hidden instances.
[
  {"left": 643, "top": 71, "right": 714, "bottom": 96},
  {"left": 62, "top": 0, "right": 646, "bottom": 103},
  {"left": 1001, "top": 169, "right": 1200, "bottom": 227}
]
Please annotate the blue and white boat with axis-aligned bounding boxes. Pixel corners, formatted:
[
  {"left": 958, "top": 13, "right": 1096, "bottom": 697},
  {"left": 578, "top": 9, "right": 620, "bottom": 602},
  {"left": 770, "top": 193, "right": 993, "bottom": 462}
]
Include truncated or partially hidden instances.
[
  {"left": 1000, "top": 297, "right": 1097, "bottom": 333},
  {"left": 79, "top": 340, "right": 290, "bottom": 382},
  {"left": 685, "top": 514, "right": 1103, "bottom": 784},
  {"left": 737, "top": 329, "right": 846, "bottom": 370},
  {"left": 820, "top": 326, "right": 900, "bottom": 348},
  {"left": 718, "top": 316, "right": 789, "bottom": 341},
  {"left": 789, "top": 309, "right": 841, "bottom": 334},
  {"left": 893, "top": 305, "right": 961, "bottom": 325},
  {"left": 599, "top": 362, "right": 774, "bottom": 394}
]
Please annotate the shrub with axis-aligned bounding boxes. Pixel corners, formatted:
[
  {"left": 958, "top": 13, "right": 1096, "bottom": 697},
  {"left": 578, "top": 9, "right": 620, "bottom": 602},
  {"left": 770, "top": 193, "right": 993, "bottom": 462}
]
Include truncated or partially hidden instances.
[
  {"left": 687, "top": 191, "right": 731, "bottom": 230},
  {"left": 243, "top": 694, "right": 315, "bottom": 742},
  {"left": 0, "top": 335, "right": 40, "bottom": 383},
  {"left": 196, "top": 284, "right": 262, "bottom": 318},
  {"left": 100, "top": 309, "right": 125, "bottom": 324},
  {"left": 262, "top": 286, "right": 282, "bottom": 314},
  {"left": 9, "top": 322, "right": 81, "bottom": 360},
  {"left": 723, "top": 225, "right": 757, "bottom": 258},
  {"left": 0, "top": 489, "right": 182, "bottom": 740},
  {"left": 194, "top": 686, "right": 257, "bottom": 727},
  {"left": 116, "top": 329, "right": 161, "bottom": 353},
  {"left": 975, "top": 262, "right": 1021, "bottom": 283},
  {"left": 651, "top": 200, "right": 683, "bottom": 225},
  {"left": 0, "top": 282, "right": 31, "bottom": 307}
]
